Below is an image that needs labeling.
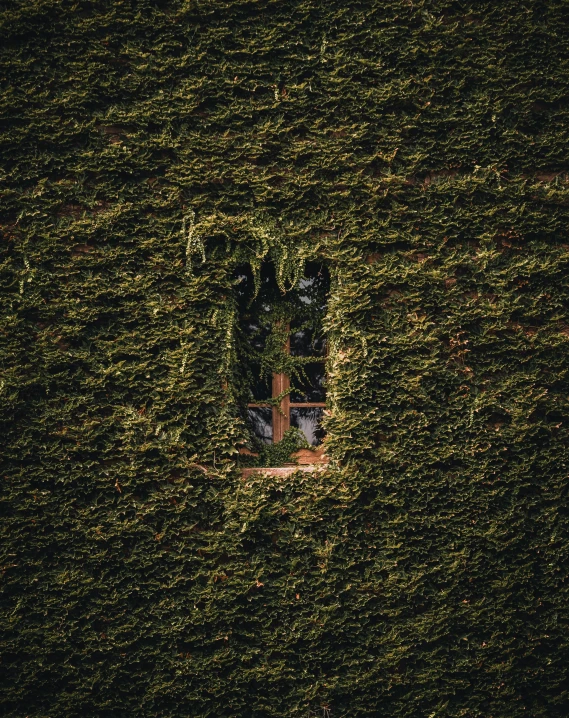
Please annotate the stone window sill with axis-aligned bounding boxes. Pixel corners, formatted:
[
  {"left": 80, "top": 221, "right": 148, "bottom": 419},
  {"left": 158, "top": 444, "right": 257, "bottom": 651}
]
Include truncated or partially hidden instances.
[
  {"left": 241, "top": 464, "right": 327, "bottom": 478},
  {"left": 240, "top": 447, "right": 329, "bottom": 478}
]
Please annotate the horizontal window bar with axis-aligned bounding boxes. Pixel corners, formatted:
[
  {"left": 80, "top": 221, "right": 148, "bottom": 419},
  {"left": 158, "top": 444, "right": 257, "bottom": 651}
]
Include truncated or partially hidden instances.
[{"left": 290, "top": 402, "right": 326, "bottom": 408}]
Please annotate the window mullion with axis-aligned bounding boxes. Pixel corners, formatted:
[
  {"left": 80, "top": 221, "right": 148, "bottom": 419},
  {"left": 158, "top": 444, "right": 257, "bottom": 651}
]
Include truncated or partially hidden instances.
[{"left": 272, "top": 322, "right": 291, "bottom": 443}]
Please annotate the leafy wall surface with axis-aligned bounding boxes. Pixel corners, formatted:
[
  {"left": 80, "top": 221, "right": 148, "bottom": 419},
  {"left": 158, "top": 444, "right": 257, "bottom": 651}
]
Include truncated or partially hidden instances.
[{"left": 1, "top": 0, "right": 569, "bottom": 715}]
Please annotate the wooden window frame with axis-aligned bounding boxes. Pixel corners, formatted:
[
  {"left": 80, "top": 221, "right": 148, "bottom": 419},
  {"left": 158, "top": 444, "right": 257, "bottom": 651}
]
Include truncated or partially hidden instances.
[{"left": 247, "top": 323, "right": 326, "bottom": 443}]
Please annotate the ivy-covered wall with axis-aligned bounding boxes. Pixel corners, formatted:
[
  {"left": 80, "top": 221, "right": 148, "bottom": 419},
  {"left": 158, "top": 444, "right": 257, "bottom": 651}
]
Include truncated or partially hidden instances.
[{"left": 2, "top": 1, "right": 569, "bottom": 715}]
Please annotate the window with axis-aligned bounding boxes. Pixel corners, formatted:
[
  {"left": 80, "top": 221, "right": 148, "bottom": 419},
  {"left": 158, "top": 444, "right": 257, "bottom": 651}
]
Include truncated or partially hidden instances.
[{"left": 235, "top": 261, "right": 329, "bottom": 462}]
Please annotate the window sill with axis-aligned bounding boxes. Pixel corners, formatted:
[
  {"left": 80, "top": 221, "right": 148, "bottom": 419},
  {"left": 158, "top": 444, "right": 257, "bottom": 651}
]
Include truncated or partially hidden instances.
[
  {"left": 241, "top": 448, "right": 329, "bottom": 478},
  {"left": 241, "top": 464, "right": 327, "bottom": 478}
]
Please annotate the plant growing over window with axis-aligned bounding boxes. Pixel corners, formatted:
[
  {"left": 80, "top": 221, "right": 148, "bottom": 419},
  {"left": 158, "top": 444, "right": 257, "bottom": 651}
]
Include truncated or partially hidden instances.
[{"left": 234, "top": 261, "right": 329, "bottom": 466}]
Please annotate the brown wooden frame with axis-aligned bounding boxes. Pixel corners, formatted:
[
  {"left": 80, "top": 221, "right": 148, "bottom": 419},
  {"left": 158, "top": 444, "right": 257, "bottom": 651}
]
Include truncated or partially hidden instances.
[{"left": 247, "top": 323, "right": 326, "bottom": 443}]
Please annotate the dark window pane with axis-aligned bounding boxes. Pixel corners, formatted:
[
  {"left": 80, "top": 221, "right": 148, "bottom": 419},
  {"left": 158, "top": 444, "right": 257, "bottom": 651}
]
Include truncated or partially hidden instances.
[
  {"left": 249, "top": 362, "right": 272, "bottom": 401},
  {"left": 290, "top": 325, "right": 326, "bottom": 357},
  {"left": 248, "top": 408, "right": 272, "bottom": 444},
  {"left": 234, "top": 268, "right": 253, "bottom": 307},
  {"left": 290, "top": 363, "right": 326, "bottom": 403},
  {"left": 242, "top": 319, "right": 271, "bottom": 352},
  {"left": 298, "top": 262, "right": 329, "bottom": 310},
  {"left": 290, "top": 407, "right": 325, "bottom": 446}
]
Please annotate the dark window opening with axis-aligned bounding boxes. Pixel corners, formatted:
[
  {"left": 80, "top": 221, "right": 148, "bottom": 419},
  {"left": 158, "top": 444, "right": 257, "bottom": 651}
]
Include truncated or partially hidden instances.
[{"left": 235, "top": 261, "right": 329, "bottom": 448}]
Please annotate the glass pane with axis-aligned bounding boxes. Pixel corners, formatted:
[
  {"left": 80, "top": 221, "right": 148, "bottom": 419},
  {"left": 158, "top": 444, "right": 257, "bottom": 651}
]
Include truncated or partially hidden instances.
[
  {"left": 298, "top": 262, "right": 329, "bottom": 310},
  {"left": 248, "top": 362, "right": 272, "bottom": 401},
  {"left": 290, "top": 325, "right": 326, "bottom": 357},
  {"left": 248, "top": 408, "right": 272, "bottom": 444},
  {"left": 290, "top": 407, "right": 325, "bottom": 446},
  {"left": 290, "top": 363, "right": 326, "bottom": 403},
  {"left": 242, "top": 319, "right": 271, "bottom": 353}
]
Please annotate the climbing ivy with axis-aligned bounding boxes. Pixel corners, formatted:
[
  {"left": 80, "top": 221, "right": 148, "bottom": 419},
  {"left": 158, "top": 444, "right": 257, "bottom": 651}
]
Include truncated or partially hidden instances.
[
  {"left": 238, "top": 427, "right": 313, "bottom": 468},
  {"left": 1, "top": 1, "right": 569, "bottom": 717}
]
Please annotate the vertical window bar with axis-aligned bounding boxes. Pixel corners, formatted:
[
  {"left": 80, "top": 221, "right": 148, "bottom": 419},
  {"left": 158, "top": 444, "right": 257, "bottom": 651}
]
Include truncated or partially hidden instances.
[{"left": 271, "top": 323, "right": 290, "bottom": 442}]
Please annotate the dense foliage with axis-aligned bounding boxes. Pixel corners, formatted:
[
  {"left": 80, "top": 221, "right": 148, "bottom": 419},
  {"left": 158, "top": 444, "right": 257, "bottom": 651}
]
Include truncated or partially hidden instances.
[{"left": 2, "top": 0, "right": 569, "bottom": 715}]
